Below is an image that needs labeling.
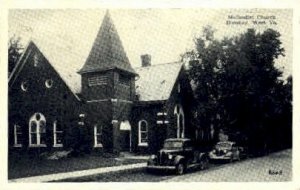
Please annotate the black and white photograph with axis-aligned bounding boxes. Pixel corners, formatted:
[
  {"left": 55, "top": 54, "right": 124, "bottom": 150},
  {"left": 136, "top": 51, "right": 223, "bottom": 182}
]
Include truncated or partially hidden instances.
[{"left": 7, "top": 7, "right": 293, "bottom": 183}]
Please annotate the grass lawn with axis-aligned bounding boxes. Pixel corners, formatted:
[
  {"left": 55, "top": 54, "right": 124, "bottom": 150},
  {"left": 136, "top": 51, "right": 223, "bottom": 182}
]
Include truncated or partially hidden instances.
[{"left": 8, "top": 152, "right": 146, "bottom": 179}]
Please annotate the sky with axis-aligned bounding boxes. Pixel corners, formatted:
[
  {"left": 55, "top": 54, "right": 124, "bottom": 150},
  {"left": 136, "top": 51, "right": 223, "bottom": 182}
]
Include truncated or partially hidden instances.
[{"left": 8, "top": 9, "right": 292, "bottom": 78}]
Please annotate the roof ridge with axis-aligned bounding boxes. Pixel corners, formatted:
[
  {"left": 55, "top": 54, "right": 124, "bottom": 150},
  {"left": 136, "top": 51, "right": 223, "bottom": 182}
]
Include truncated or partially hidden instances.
[{"left": 134, "top": 61, "right": 182, "bottom": 69}]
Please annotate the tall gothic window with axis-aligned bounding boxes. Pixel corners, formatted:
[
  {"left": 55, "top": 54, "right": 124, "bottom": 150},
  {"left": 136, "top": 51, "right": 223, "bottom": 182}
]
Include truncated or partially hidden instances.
[
  {"left": 53, "top": 121, "right": 63, "bottom": 147},
  {"left": 138, "top": 120, "right": 148, "bottom": 146},
  {"left": 29, "top": 113, "right": 46, "bottom": 147},
  {"left": 174, "top": 104, "right": 185, "bottom": 138}
]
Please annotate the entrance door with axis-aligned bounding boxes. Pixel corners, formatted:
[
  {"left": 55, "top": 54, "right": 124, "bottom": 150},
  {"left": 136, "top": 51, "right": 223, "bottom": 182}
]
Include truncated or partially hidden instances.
[
  {"left": 119, "top": 131, "right": 130, "bottom": 151},
  {"left": 119, "top": 120, "right": 131, "bottom": 151}
]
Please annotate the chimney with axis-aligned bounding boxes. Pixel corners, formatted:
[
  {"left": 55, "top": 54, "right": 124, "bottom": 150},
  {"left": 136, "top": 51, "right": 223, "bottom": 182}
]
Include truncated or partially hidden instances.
[{"left": 141, "top": 54, "right": 151, "bottom": 67}]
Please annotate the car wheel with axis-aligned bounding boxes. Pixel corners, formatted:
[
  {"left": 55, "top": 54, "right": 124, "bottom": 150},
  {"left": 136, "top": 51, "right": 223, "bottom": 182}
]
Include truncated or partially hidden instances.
[
  {"left": 200, "top": 156, "right": 209, "bottom": 170},
  {"left": 176, "top": 163, "right": 185, "bottom": 175}
]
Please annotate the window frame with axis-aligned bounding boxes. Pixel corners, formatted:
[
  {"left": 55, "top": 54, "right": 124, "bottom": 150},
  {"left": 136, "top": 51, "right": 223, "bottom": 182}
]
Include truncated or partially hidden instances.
[
  {"left": 174, "top": 104, "right": 185, "bottom": 138},
  {"left": 53, "top": 121, "right": 63, "bottom": 147},
  {"left": 88, "top": 75, "right": 108, "bottom": 86},
  {"left": 13, "top": 124, "right": 22, "bottom": 147},
  {"left": 94, "top": 124, "right": 103, "bottom": 148},
  {"left": 138, "top": 120, "right": 148, "bottom": 146},
  {"left": 45, "top": 79, "right": 54, "bottom": 88},
  {"left": 29, "top": 113, "right": 47, "bottom": 147}
]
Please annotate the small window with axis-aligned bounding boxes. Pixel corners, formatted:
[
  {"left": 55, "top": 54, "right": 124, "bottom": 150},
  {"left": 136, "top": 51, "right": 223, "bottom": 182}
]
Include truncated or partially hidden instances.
[
  {"left": 94, "top": 125, "right": 103, "bottom": 147},
  {"left": 45, "top": 79, "right": 53, "bottom": 88},
  {"left": 33, "top": 54, "right": 39, "bottom": 67},
  {"left": 13, "top": 124, "right": 22, "bottom": 147},
  {"left": 138, "top": 120, "right": 148, "bottom": 146},
  {"left": 178, "top": 83, "right": 181, "bottom": 93},
  {"left": 21, "top": 81, "right": 28, "bottom": 92},
  {"left": 88, "top": 75, "right": 107, "bottom": 86},
  {"left": 53, "top": 121, "right": 63, "bottom": 147}
]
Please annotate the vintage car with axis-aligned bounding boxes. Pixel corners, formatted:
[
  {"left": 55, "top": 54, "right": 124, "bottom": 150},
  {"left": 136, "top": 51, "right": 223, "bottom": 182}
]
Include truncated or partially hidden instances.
[
  {"left": 147, "top": 138, "right": 209, "bottom": 175},
  {"left": 209, "top": 141, "right": 245, "bottom": 162}
]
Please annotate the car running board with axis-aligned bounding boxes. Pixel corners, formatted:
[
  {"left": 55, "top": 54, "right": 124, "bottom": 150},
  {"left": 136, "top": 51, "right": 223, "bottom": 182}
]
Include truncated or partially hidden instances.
[{"left": 187, "top": 163, "right": 202, "bottom": 169}]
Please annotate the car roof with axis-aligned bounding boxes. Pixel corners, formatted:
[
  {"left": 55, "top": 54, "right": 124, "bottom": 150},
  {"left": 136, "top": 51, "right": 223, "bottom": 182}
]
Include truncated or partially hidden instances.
[
  {"left": 165, "top": 138, "right": 191, "bottom": 142},
  {"left": 216, "top": 141, "right": 235, "bottom": 145}
]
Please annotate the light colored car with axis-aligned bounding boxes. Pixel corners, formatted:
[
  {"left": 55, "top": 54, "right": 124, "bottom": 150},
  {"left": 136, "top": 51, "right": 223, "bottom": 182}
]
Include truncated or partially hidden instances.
[{"left": 209, "top": 141, "right": 244, "bottom": 162}]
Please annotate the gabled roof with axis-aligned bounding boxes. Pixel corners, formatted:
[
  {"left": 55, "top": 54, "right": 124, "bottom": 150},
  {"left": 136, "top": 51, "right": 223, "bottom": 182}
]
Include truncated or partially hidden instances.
[
  {"left": 9, "top": 40, "right": 82, "bottom": 100},
  {"left": 78, "top": 11, "right": 136, "bottom": 75},
  {"left": 135, "top": 62, "right": 183, "bottom": 102}
]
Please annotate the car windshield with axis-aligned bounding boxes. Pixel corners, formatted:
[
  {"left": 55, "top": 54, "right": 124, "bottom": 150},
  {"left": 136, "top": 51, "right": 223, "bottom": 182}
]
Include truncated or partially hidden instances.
[
  {"left": 163, "top": 141, "right": 183, "bottom": 149},
  {"left": 215, "top": 142, "right": 232, "bottom": 149}
]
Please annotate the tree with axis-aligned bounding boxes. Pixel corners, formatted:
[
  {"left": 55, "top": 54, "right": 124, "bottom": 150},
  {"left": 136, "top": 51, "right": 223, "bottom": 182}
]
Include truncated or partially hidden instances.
[
  {"left": 8, "top": 35, "right": 24, "bottom": 76},
  {"left": 185, "top": 26, "right": 292, "bottom": 155}
]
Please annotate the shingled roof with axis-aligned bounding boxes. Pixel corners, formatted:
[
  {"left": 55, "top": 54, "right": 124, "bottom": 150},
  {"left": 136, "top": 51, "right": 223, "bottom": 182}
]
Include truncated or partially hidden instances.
[
  {"left": 135, "top": 62, "right": 183, "bottom": 102},
  {"left": 78, "top": 11, "right": 136, "bottom": 75},
  {"left": 9, "top": 11, "right": 183, "bottom": 102}
]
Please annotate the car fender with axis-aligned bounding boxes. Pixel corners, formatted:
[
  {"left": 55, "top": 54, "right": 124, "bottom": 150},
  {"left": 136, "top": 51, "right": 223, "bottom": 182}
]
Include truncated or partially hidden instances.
[
  {"left": 198, "top": 152, "right": 207, "bottom": 159},
  {"left": 174, "top": 155, "right": 185, "bottom": 165}
]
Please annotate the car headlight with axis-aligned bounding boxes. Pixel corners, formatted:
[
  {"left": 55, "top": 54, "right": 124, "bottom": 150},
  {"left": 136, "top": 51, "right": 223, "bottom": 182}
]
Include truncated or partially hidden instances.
[
  {"left": 150, "top": 155, "right": 156, "bottom": 159},
  {"left": 168, "top": 154, "right": 173, "bottom": 159}
]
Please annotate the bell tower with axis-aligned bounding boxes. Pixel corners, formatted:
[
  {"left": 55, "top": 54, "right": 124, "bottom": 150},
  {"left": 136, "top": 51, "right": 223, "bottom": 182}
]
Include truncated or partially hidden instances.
[{"left": 78, "top": 11, "right": 137, "bottom": 153}]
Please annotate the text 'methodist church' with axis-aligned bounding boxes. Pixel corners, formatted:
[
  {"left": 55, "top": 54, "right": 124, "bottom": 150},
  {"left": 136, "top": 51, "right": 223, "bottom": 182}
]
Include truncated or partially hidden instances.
[{"left": 9, "top": 11, "right": 215, "bottom": 155}]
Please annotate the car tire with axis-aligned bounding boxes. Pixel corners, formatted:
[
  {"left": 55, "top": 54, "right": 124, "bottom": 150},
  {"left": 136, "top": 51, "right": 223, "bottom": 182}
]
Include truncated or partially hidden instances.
[
  {"left": 200, "top": 156, "right": 209, "bottom": 170},
  {"left": 176, "top": 163, "right": 185, "bottom": 175}
]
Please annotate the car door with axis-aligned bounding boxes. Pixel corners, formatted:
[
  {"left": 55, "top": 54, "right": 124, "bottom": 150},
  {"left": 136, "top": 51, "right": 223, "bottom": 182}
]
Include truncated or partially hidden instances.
[
  {"left": 183, "top": 141, "right": 194, "bottom": 163},
  {"left": 232, "top": 144, "right": 239, "bottom": 160}
]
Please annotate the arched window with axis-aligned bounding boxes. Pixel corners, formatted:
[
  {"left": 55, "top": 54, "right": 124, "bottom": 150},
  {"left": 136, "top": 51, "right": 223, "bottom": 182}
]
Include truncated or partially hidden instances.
[
  {"left": 29, "top": 113, "right": 46, "bottom": 147},
  {"left": 53, "top": 121, "right": 63, "bottom": 147},
  {"left": 94, "top": 124, "right": 103, "bottom": 147},
  {"left": 138, "top": 120, "right": 148, "bottom": 146},
  {"left": 13, "top": 124, "right": 22, "bottom": 147},
  {"left": 174, "top": 104, "right": 185, "bottom": 138}
]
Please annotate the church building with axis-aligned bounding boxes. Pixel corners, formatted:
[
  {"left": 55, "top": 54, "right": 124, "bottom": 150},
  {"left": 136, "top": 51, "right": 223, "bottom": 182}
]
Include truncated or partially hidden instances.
[{"left": 8, "top": 11, "right": 198, "bottom": 155}]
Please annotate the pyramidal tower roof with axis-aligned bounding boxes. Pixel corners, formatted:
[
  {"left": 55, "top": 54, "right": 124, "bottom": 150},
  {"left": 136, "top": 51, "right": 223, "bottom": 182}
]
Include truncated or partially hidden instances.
[{"left": 78, "top": 11, "right": 136, "bottom": 75}]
